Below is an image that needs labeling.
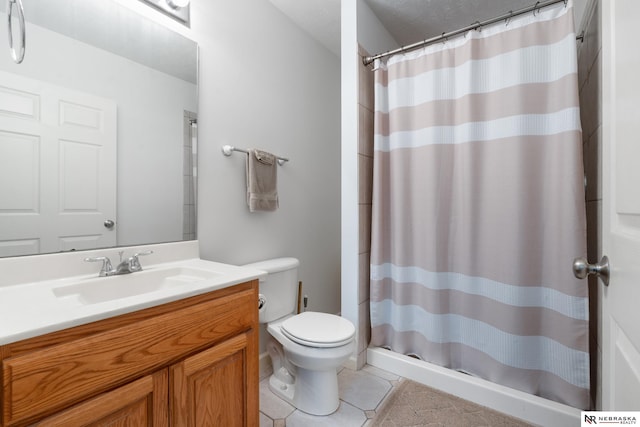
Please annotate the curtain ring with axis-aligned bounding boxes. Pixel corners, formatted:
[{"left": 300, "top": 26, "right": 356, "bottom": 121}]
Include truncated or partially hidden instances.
[
  {"left": 473, "top": 21, "right": 482, "bottom": 32},
  {"left": 564, "top": 0, "right": 568, "bottom": 7},
  {"left": 533, "top": 1, "right": 541, "bottom": 16},
  {"left": 505, "top": 10, "right": 513, "bottom": 26}
]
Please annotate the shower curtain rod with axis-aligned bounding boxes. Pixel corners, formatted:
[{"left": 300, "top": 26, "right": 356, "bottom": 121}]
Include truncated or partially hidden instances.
[{"left": 363, "top": 0, "right": 578, "bottom": 66}]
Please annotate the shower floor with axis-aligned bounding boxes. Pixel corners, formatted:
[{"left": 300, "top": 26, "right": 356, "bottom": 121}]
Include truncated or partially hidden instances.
[{"left": 259, "top": 364, "right": 534, "bottom": 426}]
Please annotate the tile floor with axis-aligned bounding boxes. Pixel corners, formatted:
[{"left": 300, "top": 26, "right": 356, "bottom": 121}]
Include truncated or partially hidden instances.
[
  {"left": 259, "top": 365, "right": 534, "bottom": 427},
  {"left": 259, "top": 364, "right": 397, "bottom": 427}
]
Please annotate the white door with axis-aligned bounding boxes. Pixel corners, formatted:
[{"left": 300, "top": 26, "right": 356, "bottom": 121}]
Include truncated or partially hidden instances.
[
  {"left": 600, "top": 0, "right": 640, "bottom": 410},
  {"left": 0, "top": 71, "right": 116, "bottom": 257}
]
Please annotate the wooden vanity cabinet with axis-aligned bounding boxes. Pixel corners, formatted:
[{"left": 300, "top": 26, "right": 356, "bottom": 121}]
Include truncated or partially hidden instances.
[
  {"left": 171, "top": 332, "right": 253, "bottom": 426},
  {"left": 0, "top": 280, "right": 259, "bottom": 427},
  {"left": 36, "top": 371, "right": 169, "bottom": 426}
]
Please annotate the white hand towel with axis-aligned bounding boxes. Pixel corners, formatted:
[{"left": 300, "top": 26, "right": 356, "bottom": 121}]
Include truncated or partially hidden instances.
[{"left": 246, "top": 148, "right": 279, "bottom": 212}]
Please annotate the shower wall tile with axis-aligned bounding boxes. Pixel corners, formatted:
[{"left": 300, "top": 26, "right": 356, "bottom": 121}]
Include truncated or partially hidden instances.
[
  {"left": 183, "top": 176, "right": 192, "bottom": 204},
  {"left": 356, "top": 45, "right": 375, "bottom": 370},
  {"left": 359, "top": 106, "right": 374, "bottom": 158},
  {"left": 587, "top": 200, "right": 603, "bottom": 343},
  {"left": 183, "top": 146, "right": 192, "bottom": 176},
  {"left": 182, "top": 110, "right": 197, "bottom": 239},
  {"left": 359, "top": 204, "right": 372, "bottom": 255},
  {"left": 359, "top": 252, "right": 371, "bottom": 304},
  {"left": 586, "top": 201, "right": 602, "bottom": 300},
  {"left": 578, "top": 43, "right": 589, "bottom": 93},
  {"left": 597, "top": 239, "right": 604, "bottom": 355},
  {"left": 588, "top": 274, "right": 599, "bottom": 409},
  {"left": 358, "top": 154, "right": 374, "bottom": 205},
  {"left": 183, "top": 204, "right": 191, "bottom": 234},
  {"left": 358, "top": 299, "right": 371, "bottom": 356},
  {"left": 584, "top": 1, "right": 601, "bottom": 76},
  {"left": 358, "top": 48, "right": 374, "bottom": 112},
  {"left": 596, "top": 345, "right": 602, "bottom": 409},
  {"left": 577, "top": 0, "right": 602, "bottom": 409},
  {"left": 584, "top": 127, "right": 602, "bottom": 202},
  {"left": 580, "top": 54, "right": 602, "bottom": 140},
  {"left": 587, "top": 196, "right": 601, "bottom": 407}
]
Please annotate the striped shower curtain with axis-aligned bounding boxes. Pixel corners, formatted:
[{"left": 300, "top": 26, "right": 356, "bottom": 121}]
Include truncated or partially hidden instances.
[{"left": 369, "top": 2, "right": 590, "bottom": 409}]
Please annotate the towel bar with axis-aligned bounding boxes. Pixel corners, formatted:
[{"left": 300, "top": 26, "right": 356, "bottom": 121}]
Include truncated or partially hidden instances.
[{"left": 222, "top": 145, "right": 288, "bottom": 166}]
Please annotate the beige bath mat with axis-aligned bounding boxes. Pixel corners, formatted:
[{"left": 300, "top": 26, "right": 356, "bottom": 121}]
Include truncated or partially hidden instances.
[{"left": 370, "top": 379, "right": 533, "bottom": 426}]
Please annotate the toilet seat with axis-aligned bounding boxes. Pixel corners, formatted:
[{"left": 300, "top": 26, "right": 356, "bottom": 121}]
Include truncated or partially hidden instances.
[{"left": 280, "top": 312, "right": 355, "bottom": 348}]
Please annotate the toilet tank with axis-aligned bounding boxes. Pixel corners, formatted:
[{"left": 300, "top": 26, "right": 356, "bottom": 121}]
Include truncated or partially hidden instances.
[{"left": 242, "top": 257, "right": 299, "bottom": 323}]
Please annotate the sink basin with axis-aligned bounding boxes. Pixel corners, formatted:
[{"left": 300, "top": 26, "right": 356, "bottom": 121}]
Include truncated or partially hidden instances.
[{"left": 52, "top": 267, "right": 220, "bottom": 304}]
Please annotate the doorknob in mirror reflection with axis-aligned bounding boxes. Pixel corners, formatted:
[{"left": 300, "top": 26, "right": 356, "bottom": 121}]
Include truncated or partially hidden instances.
[{"left": 573, "top": 255, "right": 610, "bottom": 286}]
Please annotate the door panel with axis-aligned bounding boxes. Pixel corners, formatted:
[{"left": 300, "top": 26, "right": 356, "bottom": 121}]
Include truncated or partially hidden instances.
[
  {"left": 601, "top": 0, "right": 640, "bottom": 410},
  {"left": 0, "top": 70, "right": 116, "bottom": 256}
]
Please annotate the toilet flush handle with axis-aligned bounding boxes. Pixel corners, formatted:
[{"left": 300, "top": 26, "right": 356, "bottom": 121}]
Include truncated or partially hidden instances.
[{"left": 258, "top": 294, "right": 266, "bottom": 310}]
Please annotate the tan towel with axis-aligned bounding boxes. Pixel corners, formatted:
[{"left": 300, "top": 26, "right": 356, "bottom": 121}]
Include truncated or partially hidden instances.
[{"left": 246, "top": 148, "right": 279, "bottom": 212}]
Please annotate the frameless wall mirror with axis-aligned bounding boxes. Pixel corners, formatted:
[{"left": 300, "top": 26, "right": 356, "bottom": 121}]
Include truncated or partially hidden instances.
[{"left": 0, "top": 0, "right": 198, "bottom": 257}]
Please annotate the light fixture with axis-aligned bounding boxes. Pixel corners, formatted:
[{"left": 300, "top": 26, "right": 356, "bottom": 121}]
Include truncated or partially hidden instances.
[
  {"left": 139, "top": 0, "right": 190, "bottom": 26},
  {"left": 166, "top": 0, "right": 189, "bottom": 9}
]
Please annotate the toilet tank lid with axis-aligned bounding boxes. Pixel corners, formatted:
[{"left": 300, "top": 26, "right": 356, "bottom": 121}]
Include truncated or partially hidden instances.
[{"left": 242, "top": 257, "right": 299, "bottom": 273}]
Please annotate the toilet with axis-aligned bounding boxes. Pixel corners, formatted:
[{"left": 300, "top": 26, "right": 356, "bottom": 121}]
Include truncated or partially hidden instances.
[{"left": 243, "top": 257, "right": 355, "bottom": 416}]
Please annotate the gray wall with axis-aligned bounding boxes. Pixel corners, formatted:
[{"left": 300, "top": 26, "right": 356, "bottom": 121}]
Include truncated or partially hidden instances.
[{"left": 190, "top": 1, "right": 342, "bottom": 323}]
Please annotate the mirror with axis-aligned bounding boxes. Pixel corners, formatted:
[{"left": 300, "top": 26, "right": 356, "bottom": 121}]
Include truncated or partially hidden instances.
[{"left": 0, "top": 0, "right": 198, "bottom": 257}]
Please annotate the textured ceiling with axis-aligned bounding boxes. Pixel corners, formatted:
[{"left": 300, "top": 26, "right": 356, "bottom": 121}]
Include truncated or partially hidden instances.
[
  {"left": 363, "top": 0, "right": 533, "bottom": 46},
  {"left": 268, "top": 0, "right": 586, "bottom": 58}
]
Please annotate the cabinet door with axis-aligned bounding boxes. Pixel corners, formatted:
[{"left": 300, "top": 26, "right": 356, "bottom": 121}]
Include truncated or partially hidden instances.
[
  {"left": 35, "top": 371, "right": 168, "bottom": 427},
  {"left": 170, "top": 331, "right": 258, "bottom": 427},
  {"left": 2, "top": 287, "right": 255, "bottom": 426}
]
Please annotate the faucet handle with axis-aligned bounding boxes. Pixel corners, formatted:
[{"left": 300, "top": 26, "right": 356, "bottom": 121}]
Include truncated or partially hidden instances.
[
  {"left": 84, "top": 256, "right": 114, "bottom": 277},
  {"left": 133, "top": 250, "right": 153, "bottom": 258},
  {"left": 130, "top": 250, "right": 153, "bottom": 271}
]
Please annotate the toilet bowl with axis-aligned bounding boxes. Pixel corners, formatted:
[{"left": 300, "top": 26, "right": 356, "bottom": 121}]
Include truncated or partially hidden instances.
[
  {"left": 267, "top": 312, "right": 355, "bottom": 415},
  {"left": 242, "top": 258, "right": 356, "bottom": 415}
]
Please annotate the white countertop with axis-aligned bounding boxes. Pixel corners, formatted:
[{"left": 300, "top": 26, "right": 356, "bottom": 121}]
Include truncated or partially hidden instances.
[{"left": 0, "top": 242, "right": 266, "bottom": 345}]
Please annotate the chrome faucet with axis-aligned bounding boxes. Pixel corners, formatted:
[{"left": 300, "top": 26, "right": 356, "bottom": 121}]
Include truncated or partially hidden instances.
[
  {"left": 115, "top": 250, "right": 153, "bottom": 274},
  {"left": 84, "top": 250, "right": 153, "bottom": 276},
  {"left": 84, "top": 256, "right": 114, "bottom": 277}
]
